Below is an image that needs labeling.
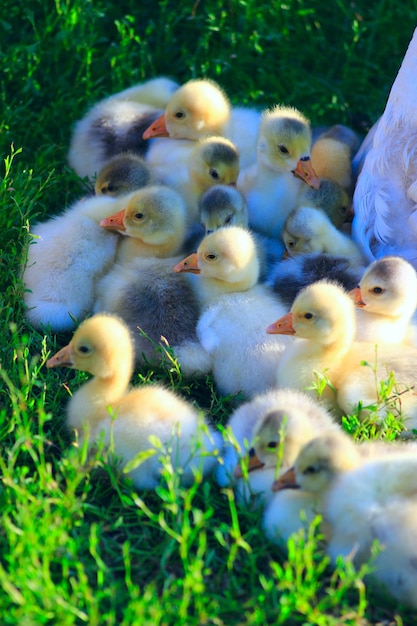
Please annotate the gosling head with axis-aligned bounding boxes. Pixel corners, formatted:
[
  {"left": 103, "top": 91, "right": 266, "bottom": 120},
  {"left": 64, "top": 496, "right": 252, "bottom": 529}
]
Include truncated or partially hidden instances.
[
  {"left": 46, "top": 314, "right": 133, "bottom": 378},
  {"left": 189, "top": 136, "right": 240, "bottom": 194},
  {"left": 94, "top": 153, "right": 152, "bottom": 197},
  {"left": 143, "top": 79, "right": 231, "bottom": 140},
  {"left": 257, "top": 105, "right": 320, "bottom": 188},
  {"left": 273, "top": 431, "right": 360, "bottom": 494},
  {"left": 199, "top": 185, "right": 248, "bottom": 234}
]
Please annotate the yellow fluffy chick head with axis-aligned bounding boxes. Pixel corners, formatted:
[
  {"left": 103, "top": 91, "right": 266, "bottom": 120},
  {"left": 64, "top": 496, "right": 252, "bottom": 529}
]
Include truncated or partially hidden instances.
[
  {"left": 143, "top": 79, "right": 231, "bottom": 140},
  {"left": 175, "top": 226, "right": 259, "bottom": 287},
  {"left": 268, "top": 280, "right": 356, "bottom": 346},
  {"left": 47, "top": 313, "right": 133, "bottom": 378},
  {"left": 258, "top": 105, "right": 320, "bottom": 187},
  {"left": 275, "top": 431, "right": 360, "bottom": 494},
  {"left": 282, "top": 206, "right": 331, "bottom": 257},
  {"left": 100, "top": 185, "right": 187, "bottom": 245},
  {"left": 352, "top": 255, "right": 417, "bottom": 318},
  {"left": 190, "top": 136, "right": 240, "bottom": 193}
]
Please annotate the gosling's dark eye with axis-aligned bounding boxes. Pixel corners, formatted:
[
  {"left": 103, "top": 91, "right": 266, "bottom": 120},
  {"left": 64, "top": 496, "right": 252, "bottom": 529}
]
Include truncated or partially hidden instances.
[
  {"left": 278, "top": 144, "right": 289, "bottom": 155},
  {"left": 224, "top": 214, "right": 233, "bottom": 225},
  {"left": 135, "top": 212, "right": 144, "bottom": 220},
  {"left": 372, "top": 287, "right": 384, "bottom": 294},
  {"left": 102, "top": 184, "right": 116, "bottom": 194},
  {"left": 249, "top": 447, "right": 256, "bottom": 458},
  {"left": 205, "top": 253, "right": 217, "bottom": 261},
  {"left": 303, "top": 465, "right": 318, "bottom": 475},
  {"left": 287, "top": 240, "right": 295, "bottom": 248},
  {"left": 174, "top": 111, "right": 185, "bottom": 119},
  {"left": 78, "top": 345, "right": 90, "bottom": 354},
  {"left": 304, "top": 312, "right": 313, "bottom": 319},
  {"left": 209, "top": 168, "right": 220, "bottom": 180},
  {"left": 267, "top": 441, "right": 277, "bottom": 449}
]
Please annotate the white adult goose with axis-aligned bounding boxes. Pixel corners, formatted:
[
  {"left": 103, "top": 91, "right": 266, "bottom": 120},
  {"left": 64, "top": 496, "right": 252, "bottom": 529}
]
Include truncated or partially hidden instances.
[
  {"left": 237, "top": 105, "right": 320, "bottom": 241},
  {"left": 68, "top": 77, "right": 179, "bottom": 179},
  {"left": 23, "top": 194, "right": 127, "bottom": 331},
  {"left": 172, "top": 226, "right": 292, "bottom": 398},
  {"left": 267, "top": 280, "right": 417, "bottom": 427},
  {"left": 216, "top": 388, "right": 340, "bottom": 506},
  {"left": 350, "top": 255, "right": 417, "bottom": 343},
  {"left": 273, "top": 431, "right": 417, "bottom": 609},
  {"left": 47, "top": 313, "right": 221, "bottom": 488},
  {"left": 142, "top": 78, "right": 261, "bottom": 169},
  {"left": 352, "top": 28, "right": 417, "bottom": 268}
]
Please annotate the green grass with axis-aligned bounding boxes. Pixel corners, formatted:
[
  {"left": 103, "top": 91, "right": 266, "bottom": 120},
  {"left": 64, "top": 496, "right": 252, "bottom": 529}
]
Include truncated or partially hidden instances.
[{"left": 2, "top": 1, "right": 417, "bottom": 623}]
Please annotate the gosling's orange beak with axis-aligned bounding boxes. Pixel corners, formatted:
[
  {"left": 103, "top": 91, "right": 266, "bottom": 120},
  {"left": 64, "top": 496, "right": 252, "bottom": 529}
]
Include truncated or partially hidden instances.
[
  {"left": 173, "top": 253, "right": 200, "bottom": 274},
  {"left": 266, "top": 311, "right": 295, "bottom": 335},
  {"left": 234, "top": 450, "right": 265, "bottom": 479},
  {"left": 349, "top": 286, "right": 366, "bottom": 308},
  {"left": 100, "top": 209, "right": 126, "bottom": 232},
  {"left": 46, "top": 344, "right": 73, "bottom": 369},
  {"left": 143, "top": 114, "right": 169, "bottom": 139},
  {"left": 292, "top": 156, "right": 320, "bottom": 189},
  {"left": 271, "top": 466, "right": 299, "bottom": 491}
]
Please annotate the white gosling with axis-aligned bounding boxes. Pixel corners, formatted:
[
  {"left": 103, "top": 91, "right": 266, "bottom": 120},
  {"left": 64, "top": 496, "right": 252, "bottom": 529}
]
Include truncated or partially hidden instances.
[
  {"left": 267, "top": 280, "right": 417, "bottom": 427},
  {"left": 237, "top": 104, "right": 320, "bottom": 242},
  {"left": 265, "top": 430, "right": 417, "bottom": 546},
  {"left": 47, "top": 313, "right": 221, "bottom": 488},
  {"left": 23, "top": 194, "right": 127, "bottom": 331},
  {"left": 273, "top": 432, "right": 417, "bottom": 609},
  {"left": 282, "top": 205, "right": 366, "bottom": 266},
  {"left": 350, "top": 255, "right": 417, "bottom": 344},
  {"left": 142, "top": 77, "right": 260, "bottom": 169},
  {"left": 173, "top": 226, "right": 292, "bottom": 398},
  {"left": 99, "top": 185, "right": 188, "bottom": 265},
  {"left": 217, "top": 388, "right": 340, "bottom": 507}
]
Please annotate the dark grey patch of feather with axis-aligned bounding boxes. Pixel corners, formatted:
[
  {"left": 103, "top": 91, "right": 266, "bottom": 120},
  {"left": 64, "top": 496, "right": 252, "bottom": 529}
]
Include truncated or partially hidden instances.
[
  {"left": 112, "top": 260, "right": 200, "bottom": 364},
  {"left": 89, "top": 110, "right": 161, "bottom": 162},
  {"left": 268, "top": 253, "right": 362, "bottom": 308}
]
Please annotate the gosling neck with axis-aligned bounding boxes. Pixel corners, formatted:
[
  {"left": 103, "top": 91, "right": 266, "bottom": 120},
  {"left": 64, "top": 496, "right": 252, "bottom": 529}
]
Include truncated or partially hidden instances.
[{"left": 197, "top": 273, "right": 258, "bottom": 309}]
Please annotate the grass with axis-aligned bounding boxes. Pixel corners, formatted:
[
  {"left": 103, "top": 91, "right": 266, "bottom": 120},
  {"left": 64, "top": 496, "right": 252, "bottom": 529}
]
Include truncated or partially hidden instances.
[{"left": 2, "top": 0, "right": 417, "bottom": 623}]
